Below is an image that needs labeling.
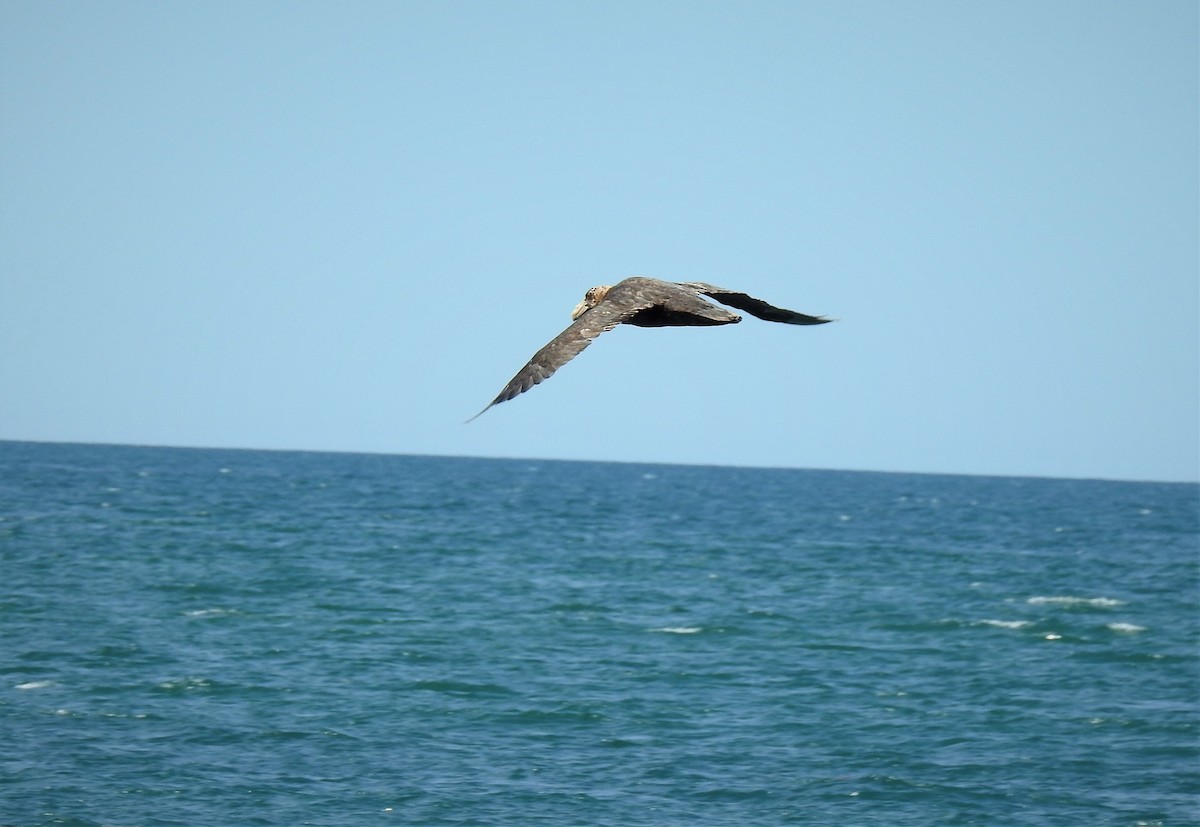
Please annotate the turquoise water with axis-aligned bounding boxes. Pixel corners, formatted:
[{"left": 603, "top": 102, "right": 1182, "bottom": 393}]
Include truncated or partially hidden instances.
[{"left": 1, "top": 441, "right": 1197, "bottom": 826}]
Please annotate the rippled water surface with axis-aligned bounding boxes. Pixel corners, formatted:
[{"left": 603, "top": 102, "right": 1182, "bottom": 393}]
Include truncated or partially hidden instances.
[{"left": 1, "top": 442, "right": 1197, "bottom": 826}]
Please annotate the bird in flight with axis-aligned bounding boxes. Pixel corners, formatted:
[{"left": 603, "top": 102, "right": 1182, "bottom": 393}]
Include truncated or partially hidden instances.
[{"left": 469, "top": 276, "right": 832, "bottom": 421}]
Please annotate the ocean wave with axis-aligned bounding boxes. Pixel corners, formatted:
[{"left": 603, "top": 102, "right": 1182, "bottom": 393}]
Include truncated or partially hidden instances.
[
  {"left": 409, "top": 679, "right": 516, "bottom": 696},
  {"left": 1026, "top": 596, "right": 1125, "bottom": 608},
  {"left": 14, "top": 680, "right": 55, "bottom": 690},
  {"left": 648, "top": 626, "right": 702, "bottom": 634},
  {"left": 183, "top": 608, "right": 238, "bottom": 618},
  {"left": 974, "top": 619, "right": 1032, "bottom": 630},
  {"left": 1106, "top": 622, "right": 1147, "bottom": 633}
]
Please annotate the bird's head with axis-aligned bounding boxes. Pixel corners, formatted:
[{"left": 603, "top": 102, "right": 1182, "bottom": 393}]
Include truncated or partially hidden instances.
[{"left": 571, "top": 285, "right": 612, "bottom": 320}]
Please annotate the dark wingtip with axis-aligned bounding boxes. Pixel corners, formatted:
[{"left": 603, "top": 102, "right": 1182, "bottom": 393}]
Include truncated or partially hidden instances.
[
  {"left": 464, "top": 403, "right": 494, "bottom": 424},
  {"left": 787, "top": 313, "right": 835, "bottom": 326}
]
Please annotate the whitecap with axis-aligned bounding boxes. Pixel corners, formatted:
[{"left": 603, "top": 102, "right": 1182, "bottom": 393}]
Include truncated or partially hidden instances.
[
  {"left": 649, "top": 626, "right": 702, "bottom": 634},
  {"left": 1027, "top": 596, "right": 1125, "bottom": 608},
  {"left": 15, "top": 680, "right": 54, "bottom": 690},
  {"left": 184, "top": 608, "right": 235, "bottom": 618},
  {"left": 975, "top": 619, "right": 1031, "bottom": 630},
  {"left": 1106, "top": 622, "right": 1147, "bottom": 633},
  {"left": 157, "top": 677, "right": 210, "bottom": 691}
]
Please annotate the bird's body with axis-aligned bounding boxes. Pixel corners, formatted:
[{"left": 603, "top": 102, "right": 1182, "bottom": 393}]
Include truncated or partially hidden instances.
[{"left": 469, "top": 277, "right": 831, "bottom": 420}]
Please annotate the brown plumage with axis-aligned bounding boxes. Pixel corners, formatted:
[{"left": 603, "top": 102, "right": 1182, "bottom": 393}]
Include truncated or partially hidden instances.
[{"left": 468, "top": 276, "right": 832, "bottom": 420}]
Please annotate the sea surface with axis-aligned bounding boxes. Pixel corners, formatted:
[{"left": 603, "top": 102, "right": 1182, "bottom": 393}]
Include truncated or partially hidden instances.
[{"left": 0, "top": 441, "right": 1197, "bottom": 827}]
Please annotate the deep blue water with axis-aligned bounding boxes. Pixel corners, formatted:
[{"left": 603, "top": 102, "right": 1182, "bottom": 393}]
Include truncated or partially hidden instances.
[{"left": 1, "top": 441, "right": 1197, "bottom": 827}]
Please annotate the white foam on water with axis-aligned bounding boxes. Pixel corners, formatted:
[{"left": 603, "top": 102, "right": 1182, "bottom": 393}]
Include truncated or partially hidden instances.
[
  {"left": 975, "top": 619, "right": 1032, "bottom": 630},
  {"left": 1027, "top": 596, "right": 1125, "bottom": 608},
  {"left": 157, "top": 677, "right": 211, "bottom": 691},
  {"left": 1106, "top": 622, "right": 1147, "bottom": 633},
  {"left": 15, "top": 680, "right": 54, "bottom": 690},
  {"left": 184, "top": 608, "right": 236, "bottom": 618},
  {"left": 649, "top": 626, "right": 702, "bottom": 634}
]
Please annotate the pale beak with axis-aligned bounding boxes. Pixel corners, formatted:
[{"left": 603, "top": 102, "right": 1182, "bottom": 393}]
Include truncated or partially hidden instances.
[{"left": 571, "top": 300, "right": 590, "bottom": 320}]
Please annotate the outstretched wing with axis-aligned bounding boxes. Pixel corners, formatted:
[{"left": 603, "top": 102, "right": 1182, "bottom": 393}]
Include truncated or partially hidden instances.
[
  {"left": 467, "top": 292, "right": 655, "bottom": 421},
  {"left": 681, "top": 282, "right": 832, "bottom": 325}
]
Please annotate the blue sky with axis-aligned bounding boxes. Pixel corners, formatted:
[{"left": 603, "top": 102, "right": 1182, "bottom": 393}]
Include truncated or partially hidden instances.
[{"left": 1, "top": 1, "right": 1196, "bottom": 482}]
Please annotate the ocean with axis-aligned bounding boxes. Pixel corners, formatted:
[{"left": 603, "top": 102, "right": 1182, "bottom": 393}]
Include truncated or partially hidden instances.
[{"left": 0, "top": 441, "right": 1196, "bottom": 827}]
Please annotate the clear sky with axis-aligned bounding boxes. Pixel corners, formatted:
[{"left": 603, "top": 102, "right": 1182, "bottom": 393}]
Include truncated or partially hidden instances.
[{"left": 1, "top": 1, "right": 1197, "bottom": 482}]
